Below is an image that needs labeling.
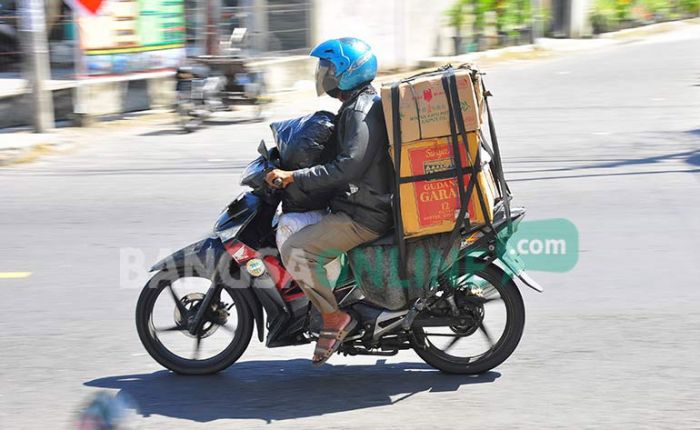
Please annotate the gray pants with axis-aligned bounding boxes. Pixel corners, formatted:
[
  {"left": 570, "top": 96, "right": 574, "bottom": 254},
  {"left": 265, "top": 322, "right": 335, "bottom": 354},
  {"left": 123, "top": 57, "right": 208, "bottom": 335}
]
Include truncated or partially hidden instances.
[{"left": 280, "top": 212, "right": 380, "bottom": 313}]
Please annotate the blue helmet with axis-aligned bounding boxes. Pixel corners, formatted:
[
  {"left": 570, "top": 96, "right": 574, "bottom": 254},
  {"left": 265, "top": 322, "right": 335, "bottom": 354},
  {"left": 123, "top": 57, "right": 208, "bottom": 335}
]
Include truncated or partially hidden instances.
[{"left": 309, "top": 37, "right": 377, "bottom": 96}]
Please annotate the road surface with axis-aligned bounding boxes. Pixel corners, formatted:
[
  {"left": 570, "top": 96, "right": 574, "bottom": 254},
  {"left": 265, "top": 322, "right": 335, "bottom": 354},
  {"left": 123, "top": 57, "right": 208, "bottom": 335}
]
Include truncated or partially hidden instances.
[{"left": 1, "top": 26, "right": 699, "bottom": 429}]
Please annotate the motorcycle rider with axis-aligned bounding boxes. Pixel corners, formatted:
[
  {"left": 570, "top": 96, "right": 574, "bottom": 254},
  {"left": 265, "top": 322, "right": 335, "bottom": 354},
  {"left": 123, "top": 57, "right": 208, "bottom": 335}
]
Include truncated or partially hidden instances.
[{"left": 265, "top": 38, "right": 394, "bottom": 365}]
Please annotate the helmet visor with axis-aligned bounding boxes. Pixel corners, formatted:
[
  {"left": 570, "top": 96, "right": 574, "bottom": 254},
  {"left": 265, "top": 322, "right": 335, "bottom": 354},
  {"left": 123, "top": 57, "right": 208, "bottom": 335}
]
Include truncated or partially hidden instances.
[{"left": 315, "top": 59, "right": 340, "bottom": 96}]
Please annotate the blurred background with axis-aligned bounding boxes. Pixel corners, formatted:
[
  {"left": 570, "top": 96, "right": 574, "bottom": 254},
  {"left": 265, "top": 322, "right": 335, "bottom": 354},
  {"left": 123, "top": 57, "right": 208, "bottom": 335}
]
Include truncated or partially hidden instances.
[
  {"left": 0, "top": 1, "right": 699, "bottom": 429},
  {"left": 1, "top": 0, "right": 699, "bottom": 129}
]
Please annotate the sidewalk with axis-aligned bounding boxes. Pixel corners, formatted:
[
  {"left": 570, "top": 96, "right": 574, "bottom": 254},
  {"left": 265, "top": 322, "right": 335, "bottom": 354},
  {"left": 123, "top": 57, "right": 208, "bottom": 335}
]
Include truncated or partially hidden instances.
[
  {"left": 0, "top": 131, "right": 68, "bottom": 166},
  {"left": 418, "top": 17, "right": 700, "bottom": 68}
]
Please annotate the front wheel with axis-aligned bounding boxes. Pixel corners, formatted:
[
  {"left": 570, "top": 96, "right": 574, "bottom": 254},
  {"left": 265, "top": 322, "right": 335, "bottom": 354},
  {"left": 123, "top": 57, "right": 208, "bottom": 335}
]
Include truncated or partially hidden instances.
[
  {"left": 412, "top": 263, "right": 525, "bottom": 374},
  {"left": 135, "top": 269, "right": 254, "bottom": 375},
  {"left": 175, "top": 99, "right": 203, "bottom": 133}
]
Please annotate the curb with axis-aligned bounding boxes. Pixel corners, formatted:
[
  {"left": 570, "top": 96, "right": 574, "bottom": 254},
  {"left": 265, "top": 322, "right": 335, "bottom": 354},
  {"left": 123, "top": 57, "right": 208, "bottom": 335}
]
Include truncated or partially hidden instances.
[{"left": 417, "top": 17, "right": 700, "bottom": 69}]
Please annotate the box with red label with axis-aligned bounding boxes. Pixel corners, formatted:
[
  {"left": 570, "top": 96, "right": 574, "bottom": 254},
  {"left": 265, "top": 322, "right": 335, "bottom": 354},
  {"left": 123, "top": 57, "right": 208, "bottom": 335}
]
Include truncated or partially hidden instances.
[{"left": 394, "top": 134, "right": 498, "bottom": 238}]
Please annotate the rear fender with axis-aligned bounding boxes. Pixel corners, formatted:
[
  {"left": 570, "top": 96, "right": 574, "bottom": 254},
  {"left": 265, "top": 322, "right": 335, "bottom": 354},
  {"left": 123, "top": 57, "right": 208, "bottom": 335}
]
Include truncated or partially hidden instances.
[
  {"left": 496, "top": 244, "right": 544, "bottom": 293},
  {"left": 150, "top": 235, "right": 225, "bottom": 279}
]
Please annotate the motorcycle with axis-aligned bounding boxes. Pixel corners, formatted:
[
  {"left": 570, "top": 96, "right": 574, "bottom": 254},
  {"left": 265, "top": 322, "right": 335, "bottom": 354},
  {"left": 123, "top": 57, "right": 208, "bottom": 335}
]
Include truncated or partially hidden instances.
[
  {"left": 174, "top": 69, "right": 225, "bottom": 132},
  {"left": 174, "top": 29, "right": 268, "bottom": 133},
  {"left": 135, "top": 141, "right": 543, "bottom": 375}
]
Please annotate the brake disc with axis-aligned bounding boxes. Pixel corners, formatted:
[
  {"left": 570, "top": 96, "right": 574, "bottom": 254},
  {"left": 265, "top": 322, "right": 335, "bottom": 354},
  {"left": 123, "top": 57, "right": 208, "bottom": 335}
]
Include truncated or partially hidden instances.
[{"left": 173, "top": 293, "right": 220, "bottom": 339}]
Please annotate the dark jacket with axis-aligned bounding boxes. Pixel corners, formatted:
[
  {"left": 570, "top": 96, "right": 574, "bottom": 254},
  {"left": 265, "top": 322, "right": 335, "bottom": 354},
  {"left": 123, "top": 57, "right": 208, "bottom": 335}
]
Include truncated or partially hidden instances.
[{"left": 292, "top": 85, "right": 394, "bottom": 234}]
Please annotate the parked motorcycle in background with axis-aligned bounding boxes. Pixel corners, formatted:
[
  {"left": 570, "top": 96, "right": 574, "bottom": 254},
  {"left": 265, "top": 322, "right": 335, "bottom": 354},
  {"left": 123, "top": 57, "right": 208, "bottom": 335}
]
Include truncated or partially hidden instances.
[{"left": 174, "top": 28, "right": 268, "bottom": 132}]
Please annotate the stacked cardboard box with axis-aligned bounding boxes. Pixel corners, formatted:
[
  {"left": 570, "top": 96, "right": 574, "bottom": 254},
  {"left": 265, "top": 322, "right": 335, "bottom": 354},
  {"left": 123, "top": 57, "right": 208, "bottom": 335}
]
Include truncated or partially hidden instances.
[{"left": 381, "top": 66, "right": 498, "bottom": 239}]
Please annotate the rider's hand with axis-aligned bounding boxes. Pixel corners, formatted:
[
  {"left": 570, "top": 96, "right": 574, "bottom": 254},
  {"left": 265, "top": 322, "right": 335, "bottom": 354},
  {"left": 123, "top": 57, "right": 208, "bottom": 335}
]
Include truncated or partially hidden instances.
[{"left": 265, "top": 169, "right": 294, "bottom": 189}]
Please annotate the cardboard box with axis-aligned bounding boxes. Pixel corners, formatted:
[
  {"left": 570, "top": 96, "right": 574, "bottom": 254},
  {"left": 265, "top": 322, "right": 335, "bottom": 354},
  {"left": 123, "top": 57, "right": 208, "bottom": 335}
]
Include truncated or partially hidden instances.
[
  {"left": 381, "top": 67, "right": 481, "bottom": 146},
  {"left": 393, "top": 133, "right": 498, "bottom": 238},
  {"left": 399, "top": 164, "right": 498, "bottom": 239},
  {"left": 391, "top": 133, "right": 480, "bottom": 177}
]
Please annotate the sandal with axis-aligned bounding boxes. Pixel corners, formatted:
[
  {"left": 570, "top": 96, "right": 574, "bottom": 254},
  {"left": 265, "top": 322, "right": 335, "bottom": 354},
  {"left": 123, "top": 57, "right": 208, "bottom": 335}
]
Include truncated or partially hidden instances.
[{"left": 312, "top": 318, "right": 357, "bottom": 366}]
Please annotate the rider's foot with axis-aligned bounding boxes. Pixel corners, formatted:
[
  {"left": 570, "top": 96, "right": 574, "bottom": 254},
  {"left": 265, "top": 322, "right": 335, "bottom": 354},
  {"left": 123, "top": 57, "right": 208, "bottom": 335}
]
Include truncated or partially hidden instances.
[{"left": 312, "top": 310, "right": 356, "bottom": 366}]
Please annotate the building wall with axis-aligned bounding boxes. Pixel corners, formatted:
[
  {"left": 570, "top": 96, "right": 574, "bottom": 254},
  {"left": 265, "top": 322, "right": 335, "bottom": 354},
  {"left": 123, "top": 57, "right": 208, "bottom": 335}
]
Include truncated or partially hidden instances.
[
  {"left": 311, "top": 0, "right": 454, "bottom": 70},
  {"left": 570, "top": 0, "right": 592, "bottom": 38}
]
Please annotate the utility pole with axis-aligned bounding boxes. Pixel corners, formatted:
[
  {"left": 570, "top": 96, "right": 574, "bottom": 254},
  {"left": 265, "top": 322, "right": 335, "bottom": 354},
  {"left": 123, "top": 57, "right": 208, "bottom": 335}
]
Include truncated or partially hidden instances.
[
  {"left": 19, "top": 0, "right": 55, "bottom": 132},
  {"left": 205, "top": 0, "right": 220, "bottom": 55}
]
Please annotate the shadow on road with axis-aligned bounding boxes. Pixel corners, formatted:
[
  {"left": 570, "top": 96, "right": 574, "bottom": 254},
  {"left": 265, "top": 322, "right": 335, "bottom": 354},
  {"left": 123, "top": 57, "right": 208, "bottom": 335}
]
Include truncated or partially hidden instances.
[
  {"left": 202, "top": 117, "right": 266, "bottom": 126},
  {"left": 686, "top": 130, "right": 700, "bottom": 167},
  {"left": 84, "top": 359, "right": 500, "bottom": 423},
  {"left": 506, "top": 137, "right": 700, "bottom": 182},
  {"left": 139, "top": 129, "right": 188, "bottom": 136},
  {"left": 139, "top": 116, "right": 266, "bottom": 137}
]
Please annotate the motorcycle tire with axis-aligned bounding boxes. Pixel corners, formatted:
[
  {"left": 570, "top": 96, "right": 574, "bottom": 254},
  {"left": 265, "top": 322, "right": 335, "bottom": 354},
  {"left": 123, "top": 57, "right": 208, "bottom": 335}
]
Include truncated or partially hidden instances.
[
  {"left": 135, "top": 269, "right": 254, "bottom": 375},
  {"left": 412, "top": 263, "right": 525, "bottom": 375}
]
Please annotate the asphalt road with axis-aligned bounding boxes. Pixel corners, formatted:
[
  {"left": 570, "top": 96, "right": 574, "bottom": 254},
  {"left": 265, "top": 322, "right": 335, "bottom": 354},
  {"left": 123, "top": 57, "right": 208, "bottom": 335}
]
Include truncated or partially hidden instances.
[{"left": 1, "top": 27, "right": 699, "bottom": 429}]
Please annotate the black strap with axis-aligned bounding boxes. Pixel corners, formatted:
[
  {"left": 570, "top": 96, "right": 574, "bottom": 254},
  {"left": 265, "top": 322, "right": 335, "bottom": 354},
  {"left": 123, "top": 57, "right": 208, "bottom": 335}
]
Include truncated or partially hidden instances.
[
  {"left": 407, "top": 84, "right": 423, "bottom": 140},
  {"left": 390, "top": 83, "right": 408, "bottom": 275},
  {"left": 479, "top": 129, "right": 508, "bottom": 198},
  {"left": 437, "top": 70, "right": 472, "bottom": 272},
  {"left": 450, "top": 75, "right": 493, "bottom": 232},
  {"left": 446, "top": 73, "right": 493, "bottom": 233},
  {"left": 482, "top": 78, "right": 511, "bottom": 232},
  {"left": 478, "top": 129, "right": 495, "bottom": 160},
  {"left": 401, "top": 64, "right": 452, "bottom": 84},
  {"left": 397, "top": 164, "right": 480, "bottom": 184}
]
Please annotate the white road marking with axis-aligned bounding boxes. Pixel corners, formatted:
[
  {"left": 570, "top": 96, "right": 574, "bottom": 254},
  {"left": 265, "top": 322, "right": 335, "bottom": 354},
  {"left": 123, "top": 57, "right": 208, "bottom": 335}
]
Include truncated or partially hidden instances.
[{"left": 0, "top": 272, "right": 32, "bottom": 279}]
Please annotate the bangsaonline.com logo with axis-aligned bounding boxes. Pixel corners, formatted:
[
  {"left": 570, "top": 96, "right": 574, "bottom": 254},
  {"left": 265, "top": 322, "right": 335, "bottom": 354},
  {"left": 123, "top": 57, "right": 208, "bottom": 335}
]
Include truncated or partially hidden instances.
[
  {"left": 119, "top": 218, "right": 579, "bottom": 289},
  {"left": 499, "top": 218, "right": 579, "bottom": 273}
]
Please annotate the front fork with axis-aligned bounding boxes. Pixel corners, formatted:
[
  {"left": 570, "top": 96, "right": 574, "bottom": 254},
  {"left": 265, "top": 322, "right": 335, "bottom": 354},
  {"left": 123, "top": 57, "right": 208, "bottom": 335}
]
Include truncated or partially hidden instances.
[{"left": 188, "top": 283, "right": 223, "bottom": 336}]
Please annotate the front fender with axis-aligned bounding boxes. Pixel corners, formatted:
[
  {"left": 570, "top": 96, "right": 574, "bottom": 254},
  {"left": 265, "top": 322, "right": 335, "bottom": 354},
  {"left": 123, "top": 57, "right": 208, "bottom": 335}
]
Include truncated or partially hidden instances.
[{"left": 150, "top": 235, "right": 226, "bottom": 279}]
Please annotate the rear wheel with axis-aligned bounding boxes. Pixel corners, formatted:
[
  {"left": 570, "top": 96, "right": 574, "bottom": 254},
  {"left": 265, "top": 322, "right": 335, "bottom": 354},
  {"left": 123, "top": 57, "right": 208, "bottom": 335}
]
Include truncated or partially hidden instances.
[
  {"left": 135, "top": 269, "right": 253, "bottom": 375},
  {"left": 412, "top": 263, "right": 525, "bottom": 374}
]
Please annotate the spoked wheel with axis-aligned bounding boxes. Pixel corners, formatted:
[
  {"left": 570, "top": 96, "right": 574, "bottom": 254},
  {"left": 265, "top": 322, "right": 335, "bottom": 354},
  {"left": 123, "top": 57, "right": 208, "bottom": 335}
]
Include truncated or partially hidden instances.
[
  {"left": 412, "top": 264, "right": 525, "bottom": 374},
  {"left": 175, "top": 100, "right": 203, "bottom": 133},
  {"left": 135, "top": 270, "right": 253, "bottom": 375}
]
